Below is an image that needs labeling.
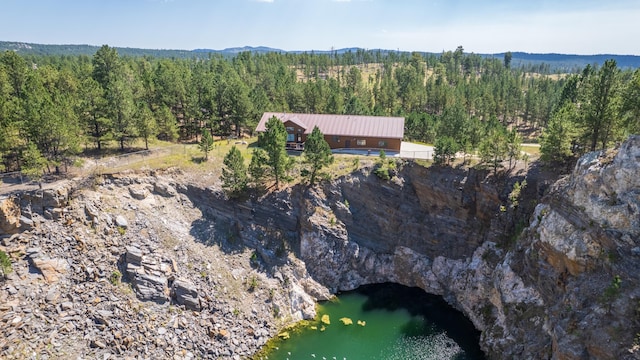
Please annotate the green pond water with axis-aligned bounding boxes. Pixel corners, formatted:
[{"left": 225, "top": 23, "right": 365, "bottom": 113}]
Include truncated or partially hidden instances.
[{"left": 258, "top": 283, "right": 485, "bottom": 360}]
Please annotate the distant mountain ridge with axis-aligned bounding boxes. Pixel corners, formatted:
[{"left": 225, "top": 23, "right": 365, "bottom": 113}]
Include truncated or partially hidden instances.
[
  {"left": 193, "top": 46, "right": 280, "bottom": 54},
  {"left": 2, "top": 41, "right": 639, "bottom": 70},
  {"left": 487, "top": 51, "right": 640, "bottom": 70}
]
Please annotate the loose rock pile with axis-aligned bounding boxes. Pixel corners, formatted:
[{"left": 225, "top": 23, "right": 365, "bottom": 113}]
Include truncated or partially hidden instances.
[{"left": 0, "top": 173, "right": 320, "bottom": 359}]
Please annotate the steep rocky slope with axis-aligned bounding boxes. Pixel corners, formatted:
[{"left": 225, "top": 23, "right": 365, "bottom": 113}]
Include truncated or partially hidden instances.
[
  {"left": 300, "top": 136, "right": 640, "bottom": 359},
  {"left": 1, "top": 136, "right": 639, "bottom": 359},
  {"left": 0, "top": 173, "right": 325, "bottom": 359}
]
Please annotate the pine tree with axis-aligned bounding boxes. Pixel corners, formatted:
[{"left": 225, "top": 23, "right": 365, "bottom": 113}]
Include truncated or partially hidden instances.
[
  {"left": 79, "top": 77, "right": 110, "bottom": 151},
  {"left": 155, "top": 105, "right": 179, "bottom": 142},
  {"left": 540, "top": 103, "right": 579, "bottom": 165},
  {"left": 248, "top": 148, "right": 268, "bottom": 189},
  {"left": 302, "top": 126, "right": 333, "bottom": 185},
  {"left": 581, "top": 60, "right": 621, "bottom": 151},
  {"left": 136, "top": 103, "right": 158, "bottom": 150},
  {"left": 479, "top": 120, "right": 508, "bottom": 175},
  {"left": 21, "top": 142, "right": 47, "bottom": 183},
  {"left": 256, "top": 116, "right": 292, "bottom": 189},
  {"left": 505, "top": 128, "right": 522, "bottom": 171},
  {"left": 199, "top": 129, "right": 214, "bottom": 160},
  {"left": 107, "top": 73, "right": 137, "bottom": 151},
  {"left": 221, "top": 146, "right": 247, "bottom": 198},
  {"left": 23, "top": 66, "right": 81, "bottom": 173},
  {"left": 622, "top": 69, "right": 640, "bottom": 133},
  {"left": 434, "top": 136, "right": 459, "bottom": 165}
]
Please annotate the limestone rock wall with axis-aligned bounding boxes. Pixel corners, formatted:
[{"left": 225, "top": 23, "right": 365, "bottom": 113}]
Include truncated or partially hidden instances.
[
  {"left": 297, "top": 136, "right": 640, "bottom": 359},
  {"left": 314, "top": 164, "right": 501, "bottom": 259}
]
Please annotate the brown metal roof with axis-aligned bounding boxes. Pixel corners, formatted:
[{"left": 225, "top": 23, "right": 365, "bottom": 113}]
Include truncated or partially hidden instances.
[
  {"left": 285, "top": 116, "right": 308, "bottom": 129},
  {"left": 256, "top": 112, "right": 405, "bottom": 139}
]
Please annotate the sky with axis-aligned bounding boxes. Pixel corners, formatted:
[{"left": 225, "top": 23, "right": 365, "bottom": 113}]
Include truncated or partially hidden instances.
[{"left": 2, "top": 0, "right": 640, "bottom": 55}]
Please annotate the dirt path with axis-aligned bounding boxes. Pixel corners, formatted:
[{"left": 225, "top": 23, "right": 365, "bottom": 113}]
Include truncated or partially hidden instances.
[{"left": 0, "top": 175, "right": 74, "bottom": 196}]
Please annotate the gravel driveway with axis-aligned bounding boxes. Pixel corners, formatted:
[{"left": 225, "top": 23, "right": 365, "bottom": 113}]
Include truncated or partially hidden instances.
[{"left": 400, "top": 142, "right": 434, "bottom": 159}]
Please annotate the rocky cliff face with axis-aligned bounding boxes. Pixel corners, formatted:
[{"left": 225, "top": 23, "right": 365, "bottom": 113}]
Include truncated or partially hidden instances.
[
  {"left": 506, "top": 136, "right": 640, "bottom": 360},
  {"left": 1, "top": 136, "right": 639, "bottom": 359},
  {"left": 0, "top": 173, "right": 323, "bottom": 359},
  {"left": 298, "top": 136, "right": 640, "bottom": 359}
]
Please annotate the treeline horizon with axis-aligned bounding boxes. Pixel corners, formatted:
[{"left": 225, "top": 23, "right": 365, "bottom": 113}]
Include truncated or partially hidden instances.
[
  {"left": 0, "top": 45, "right": 638, "bottom": 177},
  {"left": 4, "top": 40, "right": 640, "bottom": 71}
]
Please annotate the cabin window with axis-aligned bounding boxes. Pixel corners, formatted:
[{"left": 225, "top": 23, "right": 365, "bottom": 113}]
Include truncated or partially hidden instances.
[
  {"left": 378, "top": 140, "right": 387, "bottom": 147},
  {"left": 287, "top": 133, "right": 295, "bottom": 142},
  {"left": 333, "top": 136, "right": 340, "bottom": 142},
  {"left": 357, "top": 139, "right": 366, "bottom": 146},
  {"left": 286, "top": 127, "right": 294, "bottom": 132}
]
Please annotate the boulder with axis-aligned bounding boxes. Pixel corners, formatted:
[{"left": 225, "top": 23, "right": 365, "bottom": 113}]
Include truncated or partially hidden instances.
[
  {"left": 288, "top": 282, "right": 316, "bottom": 320},
  {"left": 123, "top": 245, "right": 172, "bottom": 304},
  {"left": 20, "top": 216, "right": 35, "bottom": 230},
  {"left": 84, "top": 203, "right": 100, "bottom": 222},
  {"left": 129, "top": 186, "right": 148, "bottom": 200},
  {"left": 40, "top": 187, "right": 69, "bottom": 208},
  {"left": 115, "top": 215, "right": 128, "bottom": 228},
  {"left": 133, "top": 272, "right": 169, "bottom": 303},
  {"left": 172, "top": 278, "right": 201, "bottom": 311},
  {"left": 125, "top": 246, "right": 143, "bottom": 265},
  {"left": 19, "top": 186, "right": 69, "bottom": 212},
  {"left": 31, "top": 257, "right": 68, "bottom": 283},
  {"left": 153, "top": 182, "right": 177, "bottom": 197},
  {"left": 0, "top": 196, "right": 21, "bottom": 235}
]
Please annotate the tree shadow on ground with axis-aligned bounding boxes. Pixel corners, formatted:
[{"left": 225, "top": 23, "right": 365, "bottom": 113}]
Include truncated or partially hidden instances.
[{"left": 190, "top": 156, "right": 207, "bottom": 164}]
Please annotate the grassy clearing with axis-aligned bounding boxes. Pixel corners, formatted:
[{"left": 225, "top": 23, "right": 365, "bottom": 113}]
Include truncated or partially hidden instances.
[
  {"left": 77, "top": 136, "right": 398, "bottom": 190},
  {"left": 521, "top": 144, "right": 541, "bottom": 156},
  {"left": 79, "top": 138, "right": 540, "bottom": 189},
  {"left": 295, "top": 63, "right": 384, "bottom": 83},
  {"left": 326, "top": 154, "right": 376, "bottom": 178},
  {"left": 85, "top": 138, "right": 258, "bottom": 176}
]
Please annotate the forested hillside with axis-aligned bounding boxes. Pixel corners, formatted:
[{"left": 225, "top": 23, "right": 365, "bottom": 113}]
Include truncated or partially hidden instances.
[
  {"left": 4, "top": 41, "right": 640, "bottom": 70},
  {"left": 0, "top": 45, "right": 639, "bottom": 176}
]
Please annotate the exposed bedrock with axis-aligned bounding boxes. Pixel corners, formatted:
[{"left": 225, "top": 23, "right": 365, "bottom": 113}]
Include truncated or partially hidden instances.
[
  {"left": 295, "top": 136, "right": 640, "bottom": 359},
  {"left": 3, "top": 136, "right": 639, "bottom": 359}
]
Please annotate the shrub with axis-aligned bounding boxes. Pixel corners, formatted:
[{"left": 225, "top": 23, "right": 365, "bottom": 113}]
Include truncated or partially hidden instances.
[
  {"left": 605, "top": 275, "right": 622, "bottom": 297},
  {"left": 247, "top": 275, "right": 259, "bottom": 292},
  {"left": 373, "top": 150, "right": 397, "bottom": 180},
  {"left": 109, "top": 270, "right": 122, "bottom": 286},
  {"left": 509, "top": 180, "right": 527, "bottom": 208},
  {"left": 352, "top": 157, "right": 360, "bottom": 170},
  {"left": 374, "top": 166, "right": 390, "bottom": 180},
  {"left": 0, "top": 250, "right": 12, "bottom": 278},
  {"left": 602, "top": 275, "right": 622, "bottom": 309}
]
